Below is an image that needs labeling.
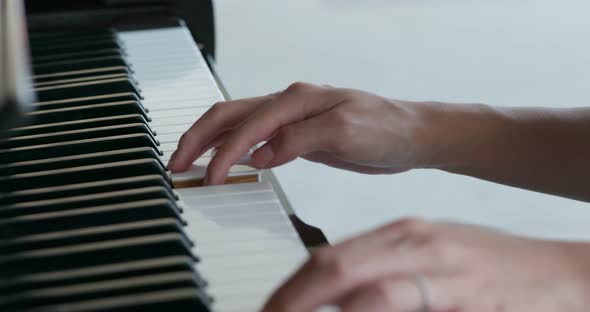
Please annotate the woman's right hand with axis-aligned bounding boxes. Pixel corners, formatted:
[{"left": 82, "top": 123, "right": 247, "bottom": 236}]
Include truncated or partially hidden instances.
[{"left": 168, "top": 82, "right": 433, "bottom": 185}]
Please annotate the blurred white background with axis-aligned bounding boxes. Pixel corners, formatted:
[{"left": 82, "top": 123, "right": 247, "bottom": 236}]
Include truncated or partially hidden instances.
[{"left": 213, "top": 0, "right": 590, "bottom": 242}]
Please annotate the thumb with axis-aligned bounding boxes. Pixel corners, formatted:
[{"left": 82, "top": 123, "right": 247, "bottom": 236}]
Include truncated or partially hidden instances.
[{"left": 251, "top": 115, "right": 332, "bottom": 169}]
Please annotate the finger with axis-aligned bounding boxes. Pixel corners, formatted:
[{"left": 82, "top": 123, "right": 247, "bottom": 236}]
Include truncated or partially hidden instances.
[
  {"left": 168, "top": 94, "right": 273, "bottom": 172},
  {"left": 263, "top": 223, "right": 416, "bottom": 312},
  {"left": 262, "top": 220, "right": 447, "bottom": 312},
  {"left": 167, "top": 129, "right": 231, "bottom": 169},
  {"left": 328, "top": 218, "right": 429, "bottom": 258},
  {"left": 250, "top": 114, "right": 335, "bottom": 169},
  {"left": 340, "top": 275, "right": 454, "bottom": 312},
  {"left": 205, "top": 83, "right": 335, "bottom": 184}
]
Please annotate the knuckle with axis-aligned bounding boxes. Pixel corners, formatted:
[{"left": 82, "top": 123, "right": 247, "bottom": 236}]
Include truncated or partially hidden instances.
[
  {"left": 284, "top": 81, "right": 312, "bottom": 95},
  {"left": 207, "top": 101, "right": 227, "bottom": 119},
  {"left": 308, "top": 247, "right": 333, "bottom": 268},
  {"left": 330, "top": 108, "right": 355, "bottom": 134},
  {"left": 327, "top": 256, "right": 353, "bottom": 282},
  {"left": 420, "top": 234, "right": 457, "bottom": 263},
  {"left": 388, "top": 217, "right": 430, "bottom": 234},
  {"left": 308, "top": 248, "right": 353, "bottom": 282},
  {"left": 330, "top": 106, "right": 352, "bottom": 124}
]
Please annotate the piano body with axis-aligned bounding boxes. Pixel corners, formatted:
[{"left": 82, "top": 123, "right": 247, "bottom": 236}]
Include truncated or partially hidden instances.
[{"left": 0, "top": 1, "right": 327, "bottom": 311}]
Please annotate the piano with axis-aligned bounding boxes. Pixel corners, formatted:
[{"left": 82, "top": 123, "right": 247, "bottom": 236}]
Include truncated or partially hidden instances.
[{"left": 0, "top": 1, "right": 328, "bottom": 311}]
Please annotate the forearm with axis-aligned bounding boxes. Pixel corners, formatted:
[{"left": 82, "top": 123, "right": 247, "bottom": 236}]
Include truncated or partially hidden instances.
[{"left": 412, "top": 102, "right": 590, "bottom": 202}]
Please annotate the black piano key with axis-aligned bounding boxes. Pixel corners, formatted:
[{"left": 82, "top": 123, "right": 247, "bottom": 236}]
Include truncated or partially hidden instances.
[
  {"left": 29, "top": 31, "right": 116, "bottom": 47},
  {"left": 13, "top": 286, "right": 210, "bottom": 312},
  {"left": 29, "top": 30, "right": 114, "bottom": 40},
  {"left": 6, "top": 114, "right": 149, "bottom": 138},
  {"left": 31, "top": 36, "right": 119, "bottom": 55},
  {"left": 0, "top": 199, "right": 183, "bottom": 239},
  {"left": 0, "top": 271, "right": 207, "bottom": 311},
  {"left": 0, "top": 256, "right": 197, "bottom": 295},
  {"left": 33, "top": 56, "right": 129, "bottom": 76},
  {"left": 34, "top": 92, "right": 141, "bottom": 110},
  {"left": 31, "top": 39, "right": 121, "bottom": 59},
  {"left": 31, "top": 34, "right": 118, "bottom": 48},
  {"left": 0, "top": 133, "right": 160, "bottom": 164},
  {"left": 0, "top": 186, "right": 177, "bottom": 219},
  {"left": 34, "top": 66, "right": 132, "bottom": 85},
  {"left": 35, "top": 78, "right": 141, "bottom": 102},
  {"left": 0, "top": 123, "right": 155, "bottom": 149},
  {"left": 0, "top": 174, "right": 170, "bottom": 205},
  {"left": 0, "top": 158, "right": 167, "bottom": 193},
  {"left": 25, "top": 101, "right": 148, "bottom": 127},
  {"left": 0, "top": 147, "right": 162, "bottom": 177},
  {"left": 35, "top": 72, "right": 133, "bottom": 89},
  {"left": 34, "top": 287, "right": 210, "bottom": 312},
  {"left": 0, "top": 218, "right": 187, "bottom": 254},
  {"left": 0, "top": 233, "right": 196, "bottom": 274},
  {"left": 33, "top": 48, "right": 124, "bottom": 66}
]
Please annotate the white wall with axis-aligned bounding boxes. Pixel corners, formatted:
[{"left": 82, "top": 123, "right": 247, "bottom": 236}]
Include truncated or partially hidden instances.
[{"left": 214, "top": 0, "right": 590, "bottom": 242}]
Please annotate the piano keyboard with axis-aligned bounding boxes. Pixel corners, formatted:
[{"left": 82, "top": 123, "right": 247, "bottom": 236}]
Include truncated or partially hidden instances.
[{"left": 0, "top": 24, "right": 308, "bottom": 311}]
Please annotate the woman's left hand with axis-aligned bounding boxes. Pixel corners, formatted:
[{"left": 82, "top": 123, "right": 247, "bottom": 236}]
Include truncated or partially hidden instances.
[{"left": 262, "top": 218, "right": 590, "bottom": 312}]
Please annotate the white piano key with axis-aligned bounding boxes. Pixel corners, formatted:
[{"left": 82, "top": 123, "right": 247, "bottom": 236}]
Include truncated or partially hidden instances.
[
  {"left": 159, "top": 142, "right": 180, "bottom": 153},
  {"left": 209, "top": 262, "right": 300, "bottom": 284},
  {"left": 147, "top": 107, "right": 210, "bottom": 118},
  {"left": 152, "top": 127, "right": 188, "bottom": 137},
  {"left": 168, "top": 164, "right": 259, "bottom": 183},
  {"left": 124, "top": 51, "right": 204, "bottom": 60},
  {"left": 189, "top": 213, "right": 291, "bottom": 229},
  {"left": 145, "top": 100, "right": 217, "bottom": 111},
  {"left": 176, "top": 181, "right": 273, "bottom": 197},
  {"left": 149, "top": 115, "right": 198, "bottom": 127},
  {"left": 140, "top": 86, "right": 217, "bottom": 95},
  {"left": 190, "top": 224, "right": 298, "bottom": 241},
  {"left": 154, "top": 133, "right": 183, "bottom": 144},
  {"left": 132, "top": 67, "right": 203, "bottom": 75},
  {"left": 159, "top": 149, "right": 214, "bottom": 163},
  {"left": 198, "top": 250, "right": 306, "bottom": 272},
  {"left": 119, "top": 26, "right": 308, "bottom": 312},
  {"left": 180, "top": 190, "right": 276, "bottom": 205}
]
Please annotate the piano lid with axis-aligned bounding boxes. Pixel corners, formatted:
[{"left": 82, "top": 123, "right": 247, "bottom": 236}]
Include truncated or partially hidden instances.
[{"left": 0, "top": 0, "right": 35, "bottom": 131}]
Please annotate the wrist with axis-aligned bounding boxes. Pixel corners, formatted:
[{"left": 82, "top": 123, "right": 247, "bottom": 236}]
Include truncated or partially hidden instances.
[{"left": 407, "top": 101, "right": 509, "bottom": 171}]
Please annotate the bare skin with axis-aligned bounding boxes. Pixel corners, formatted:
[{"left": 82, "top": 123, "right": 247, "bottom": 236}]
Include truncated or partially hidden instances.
[{"left": 169, "top": 82, "right": 590, "bottom": 311}]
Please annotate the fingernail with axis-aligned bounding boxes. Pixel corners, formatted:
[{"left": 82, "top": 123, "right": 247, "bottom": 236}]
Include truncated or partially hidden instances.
[{"left": 252, "top": 145, "right": 274, "bottom": 168}]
